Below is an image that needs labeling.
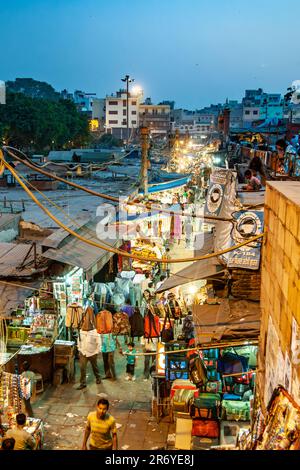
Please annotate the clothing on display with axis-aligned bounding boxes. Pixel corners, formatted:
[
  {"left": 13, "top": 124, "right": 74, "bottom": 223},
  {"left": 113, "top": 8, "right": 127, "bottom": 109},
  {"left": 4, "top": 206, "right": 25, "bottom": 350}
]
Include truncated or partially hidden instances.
[{"left": 65, "top": 303, "right": 83, "bottom": 328}]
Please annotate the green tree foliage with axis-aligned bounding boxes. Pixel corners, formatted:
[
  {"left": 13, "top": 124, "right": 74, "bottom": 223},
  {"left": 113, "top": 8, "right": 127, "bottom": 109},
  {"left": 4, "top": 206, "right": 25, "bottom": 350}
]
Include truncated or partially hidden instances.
[
  {"left": 6, "top": 78, "right": 60, "bottom": 101},
  {"left": 0, "top": 91, "right": 90, "bottom": 151}
]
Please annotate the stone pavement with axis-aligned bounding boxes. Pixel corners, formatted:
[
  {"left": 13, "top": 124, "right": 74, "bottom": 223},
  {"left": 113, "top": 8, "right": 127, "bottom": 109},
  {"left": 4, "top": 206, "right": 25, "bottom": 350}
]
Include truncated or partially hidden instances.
[{"left": 31, "top": 343, "right": 175, "bottom": 450}]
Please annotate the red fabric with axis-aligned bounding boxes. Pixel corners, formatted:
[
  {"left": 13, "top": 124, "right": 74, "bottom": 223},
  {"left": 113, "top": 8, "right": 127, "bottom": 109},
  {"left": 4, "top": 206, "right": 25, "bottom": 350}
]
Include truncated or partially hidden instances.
[
  {"left": 170, "top": 383, "right": 199, "bottom": 399},
  {"left": 191, "top": 419, "right": 220, "bottom": 438},
  {"left": 144, "top": 313, "right": 160, "bottom": 338}
]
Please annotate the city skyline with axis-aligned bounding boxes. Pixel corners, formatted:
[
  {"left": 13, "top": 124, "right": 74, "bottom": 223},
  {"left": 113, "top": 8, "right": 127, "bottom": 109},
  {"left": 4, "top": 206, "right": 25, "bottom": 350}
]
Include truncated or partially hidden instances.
[{"left": 1, "top": 0, "right": 300, "bottom": 108}]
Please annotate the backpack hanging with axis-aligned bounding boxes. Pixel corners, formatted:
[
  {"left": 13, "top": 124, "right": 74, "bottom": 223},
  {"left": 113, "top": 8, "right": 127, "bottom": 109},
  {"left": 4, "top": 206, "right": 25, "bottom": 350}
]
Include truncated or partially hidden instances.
[
  {"left": 182, "top": 315, "right": 195, "bottom": 340},
  {"left": 160, "top": 311, "right": 174, "bottom": 343},
  {"left": 189, "top": 354, "right": 208, "bottom": 388},
  {"left": 95, "top": 310, "right": 113, "bottom": 334},
  {"left": 144, "top": 308, "right": 160, "bottom": 339},
  {"left": 129, "top": 309, "right": 144, "bottom": 338}
]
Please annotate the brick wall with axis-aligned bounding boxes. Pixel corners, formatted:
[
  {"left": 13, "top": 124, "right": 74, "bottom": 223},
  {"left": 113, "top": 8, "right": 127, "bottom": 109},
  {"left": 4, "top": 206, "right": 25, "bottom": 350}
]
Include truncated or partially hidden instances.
[{"left": 258, "top": 182, "right": 300, "bottom": 409}]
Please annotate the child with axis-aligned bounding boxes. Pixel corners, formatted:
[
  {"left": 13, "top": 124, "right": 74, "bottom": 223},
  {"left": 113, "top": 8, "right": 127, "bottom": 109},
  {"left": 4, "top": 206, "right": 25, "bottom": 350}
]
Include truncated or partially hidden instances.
[
  {"left": 243, "top": 169, "right": 262, "bottom": 191},
  {"left": 123, "top": 342, "right": 137, "bottom": 381}
]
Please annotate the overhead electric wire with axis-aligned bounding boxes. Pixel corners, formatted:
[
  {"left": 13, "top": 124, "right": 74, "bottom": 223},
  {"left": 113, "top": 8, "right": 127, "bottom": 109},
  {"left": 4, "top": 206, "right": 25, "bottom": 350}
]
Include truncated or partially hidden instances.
[
  {"left": 3, "top": 146, "right": 233, "bottom": 223},
  {"left": 1, "top": 158, "right": 264, "bottom": 264}
]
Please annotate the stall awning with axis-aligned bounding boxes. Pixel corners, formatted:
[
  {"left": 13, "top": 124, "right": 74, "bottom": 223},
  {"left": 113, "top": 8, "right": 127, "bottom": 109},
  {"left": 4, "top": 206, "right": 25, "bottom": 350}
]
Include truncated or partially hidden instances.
[
  {"left": 0, "top": 280, "right": 42, "bottom": 316},
  {"left": 193, "top": 299, "right": 261, "bottom": 343},
  {"left": 156, "top": 258, "right": 226, "bottom": 293},
  {"left": 42, "top": 218, "right": 121, "bottom": 279}
]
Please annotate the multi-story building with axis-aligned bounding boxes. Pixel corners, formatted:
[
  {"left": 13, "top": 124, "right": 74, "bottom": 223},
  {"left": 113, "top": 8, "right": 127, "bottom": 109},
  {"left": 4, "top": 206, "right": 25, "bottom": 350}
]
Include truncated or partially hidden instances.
[
  {"left": 105, "top": 89, "right": 141, "bottom": 140},
  {"left": 139, "top": 99, "right": 171, "bottom": 136},
  {"left": 242, "top": 89, "right": 283, "bottom": 127},
  {"left": 171, "top": 120, "right": 212, "bottom": 138}
]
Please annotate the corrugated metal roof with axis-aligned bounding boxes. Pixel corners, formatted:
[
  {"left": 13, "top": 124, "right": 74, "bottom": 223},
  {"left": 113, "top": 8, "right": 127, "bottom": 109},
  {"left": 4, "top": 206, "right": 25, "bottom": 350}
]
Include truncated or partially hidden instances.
[
  {"left": 156, "top": 258, "right": 224, "bottom": 293},
  {"left": 41, "top": 216, "right": 91, "bottom": 249},
  {"left": 0, "top": 280, "right": 42, "bottom": 316},
  {"left": 0, "top": 242, "right": 46, "bottom": 277},
  {"left": 42, "top": 218, "right": 121, "bottom": 275}
]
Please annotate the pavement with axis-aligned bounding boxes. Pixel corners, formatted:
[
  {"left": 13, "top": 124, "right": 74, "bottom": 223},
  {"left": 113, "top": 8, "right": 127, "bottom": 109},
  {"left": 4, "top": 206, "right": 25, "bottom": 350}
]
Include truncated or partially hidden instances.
[{"left": 31, "top": 342, "right": 175, "bottom": 450}]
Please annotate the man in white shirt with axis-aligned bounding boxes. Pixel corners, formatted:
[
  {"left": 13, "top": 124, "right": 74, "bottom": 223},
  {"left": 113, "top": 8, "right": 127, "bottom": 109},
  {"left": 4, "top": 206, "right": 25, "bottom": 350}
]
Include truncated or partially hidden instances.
[{"left": 77, "top": 308, "right": 102, "bottom": 389}]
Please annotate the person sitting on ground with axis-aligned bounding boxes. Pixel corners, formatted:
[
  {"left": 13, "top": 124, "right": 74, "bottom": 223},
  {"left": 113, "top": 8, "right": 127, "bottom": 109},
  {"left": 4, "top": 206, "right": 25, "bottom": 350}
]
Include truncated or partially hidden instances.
[
  {"left": 248, "top": 156, "right": 267, "bottom": 185},
  {"left": 5, "top": 413, "right": 36, "bottom": 450},
  {"left": 122, "top": 342, "right": 137, "bottom": 381},
  {"left": 243, "top": 169, "right": 262, "bottom": 191},
  {"left": 1, "top": 438, "right": 15, "bottom": 451}
]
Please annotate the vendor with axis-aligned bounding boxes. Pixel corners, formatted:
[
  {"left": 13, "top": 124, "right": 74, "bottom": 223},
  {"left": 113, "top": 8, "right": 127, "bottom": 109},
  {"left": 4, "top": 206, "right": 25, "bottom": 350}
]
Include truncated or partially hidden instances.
[
  {"left": 4, "top": 413, "right": 36, "bottom": 450},
  {"left": 242, "top": 169, "right": 262, "bottom": 191}
]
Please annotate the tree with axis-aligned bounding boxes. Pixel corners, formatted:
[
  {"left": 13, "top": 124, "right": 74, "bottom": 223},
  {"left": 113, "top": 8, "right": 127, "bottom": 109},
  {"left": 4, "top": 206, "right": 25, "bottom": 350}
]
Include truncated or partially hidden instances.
[{"left": 0, "top": 91, "right": 90, "bottom": 152}]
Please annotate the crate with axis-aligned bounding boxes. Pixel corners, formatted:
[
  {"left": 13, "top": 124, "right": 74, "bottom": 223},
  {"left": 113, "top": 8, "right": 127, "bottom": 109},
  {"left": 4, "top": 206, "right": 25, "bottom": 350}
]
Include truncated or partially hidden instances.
[{"left": 54, "top": 340, "right": 75, "bottom": 356}]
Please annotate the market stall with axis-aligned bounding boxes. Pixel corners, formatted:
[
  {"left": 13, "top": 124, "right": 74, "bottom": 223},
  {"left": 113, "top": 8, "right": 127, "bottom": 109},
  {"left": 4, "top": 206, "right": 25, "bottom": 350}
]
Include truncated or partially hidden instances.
[{"left": 0, "top": 370, "right": 44, "bottom": 448}]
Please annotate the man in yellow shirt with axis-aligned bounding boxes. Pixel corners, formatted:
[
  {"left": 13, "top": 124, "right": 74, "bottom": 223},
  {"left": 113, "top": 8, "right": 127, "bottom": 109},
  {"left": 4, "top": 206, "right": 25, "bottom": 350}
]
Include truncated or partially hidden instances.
[
  {"left": 5, "top": 414, "right": 36, "bottom": 450},
  {"left": 82, "top": 399, "right": 117, "bottom": 450}
]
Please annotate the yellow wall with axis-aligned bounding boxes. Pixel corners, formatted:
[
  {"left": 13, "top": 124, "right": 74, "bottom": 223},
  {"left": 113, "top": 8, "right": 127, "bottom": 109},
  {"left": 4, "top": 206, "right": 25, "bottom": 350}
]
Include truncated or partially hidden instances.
[{"left": 258, "top": 181, "right": 300, "bottom": 410}]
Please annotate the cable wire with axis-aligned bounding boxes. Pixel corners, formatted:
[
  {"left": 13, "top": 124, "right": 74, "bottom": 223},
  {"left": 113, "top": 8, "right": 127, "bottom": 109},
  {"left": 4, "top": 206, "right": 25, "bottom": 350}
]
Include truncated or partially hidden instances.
[
  {"left": 1, "top": 158, "right": 264, "bottom": 264},
  {"left": 3, "top": 146, "right": 234, "bottom": 222}
]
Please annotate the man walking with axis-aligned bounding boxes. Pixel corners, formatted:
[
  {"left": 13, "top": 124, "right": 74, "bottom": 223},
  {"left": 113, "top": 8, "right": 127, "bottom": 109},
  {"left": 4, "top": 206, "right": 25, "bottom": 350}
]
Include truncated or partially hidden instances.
[{"left": 82, "top": 399, "right": 118, "bottom": 450}]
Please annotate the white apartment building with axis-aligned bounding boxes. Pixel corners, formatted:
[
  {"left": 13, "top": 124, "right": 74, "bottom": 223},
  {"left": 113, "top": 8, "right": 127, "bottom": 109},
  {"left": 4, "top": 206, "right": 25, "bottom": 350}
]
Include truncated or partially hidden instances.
[{"left": 105, "top": 90, "right": 141, "bottom": 140}]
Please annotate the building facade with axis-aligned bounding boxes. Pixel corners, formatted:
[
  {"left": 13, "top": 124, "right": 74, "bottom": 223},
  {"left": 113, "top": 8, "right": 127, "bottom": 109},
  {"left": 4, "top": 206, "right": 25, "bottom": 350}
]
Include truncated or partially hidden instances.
[
  {"left": 105, "top": 90, "right": 141, "bottom": 140},
  {"left": 139, "top": 103, "right": 171, "bottom": 136}
]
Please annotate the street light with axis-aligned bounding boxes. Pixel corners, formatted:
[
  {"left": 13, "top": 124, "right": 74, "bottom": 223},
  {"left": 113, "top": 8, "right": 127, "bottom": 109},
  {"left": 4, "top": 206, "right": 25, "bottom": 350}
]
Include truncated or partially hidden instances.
[{"left": 121, "top": 74, "right": 134, "bottom": 145}]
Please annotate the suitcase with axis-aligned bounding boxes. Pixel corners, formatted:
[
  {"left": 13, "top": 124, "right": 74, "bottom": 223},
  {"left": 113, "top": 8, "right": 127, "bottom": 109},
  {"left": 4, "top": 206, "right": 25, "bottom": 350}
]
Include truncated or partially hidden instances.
[
  {"left": 221, "top": 400, "right": 250, "bottom": 421},
  {"left": 170, "top": 379, "right": 198, "bottom": 399},
  {"left": 203, "top": 348, "right": 219, "bottom": 360},
  {"left": 172, "top": 388, "right": 195, "bottom": 413},
  {"left": 192, "top": 419, "right": 220, "bottom": 438},
  {"left": 207, "top": 369, "right": 221, "bottom": 381},
  {"left": 190, "top": 393, "right": 221, "bottom": 419},
  {"left": 205, "top": 381, "right": 223, "bottom": 393},
  {"left": 234, "top": 372, "right": 254, "bottom": 385},
  {"left": 232, "top": 383, "right": 250, "bottom": 397},
  {"left": 167, "top": 369, "right": 189, "bottom": 381},
  {"left": 223, "top": 393, "right": 242, "bottom": 401},
  {"left": 191, "top": 436, "right": 219, "bottom": 450}
]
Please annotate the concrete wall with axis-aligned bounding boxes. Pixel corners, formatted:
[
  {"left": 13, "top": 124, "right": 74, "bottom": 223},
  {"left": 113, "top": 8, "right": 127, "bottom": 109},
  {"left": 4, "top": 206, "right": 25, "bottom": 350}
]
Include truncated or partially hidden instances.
[{"left": 258, "top": 182, "right": 300, "bottom": 410}]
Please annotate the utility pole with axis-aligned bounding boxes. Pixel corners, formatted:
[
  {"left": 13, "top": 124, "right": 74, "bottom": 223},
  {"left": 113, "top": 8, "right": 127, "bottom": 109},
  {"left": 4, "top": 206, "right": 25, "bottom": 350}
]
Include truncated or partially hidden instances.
[
  {"left": 121, "top": 74, "right": 134, "bottom": 146},
  {"left": 140, "top": 126, "right": 149, "bottom": 196}
]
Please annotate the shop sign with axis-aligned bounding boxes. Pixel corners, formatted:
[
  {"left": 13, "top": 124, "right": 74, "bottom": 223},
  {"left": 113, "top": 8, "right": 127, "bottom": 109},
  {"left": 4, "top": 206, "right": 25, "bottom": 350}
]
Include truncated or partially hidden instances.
[
  {"left": 227, "top": 210, "right": 264, "bottom": 270},
  {"left": 204, "top": 168, "right": 228, "bottom": 217}
]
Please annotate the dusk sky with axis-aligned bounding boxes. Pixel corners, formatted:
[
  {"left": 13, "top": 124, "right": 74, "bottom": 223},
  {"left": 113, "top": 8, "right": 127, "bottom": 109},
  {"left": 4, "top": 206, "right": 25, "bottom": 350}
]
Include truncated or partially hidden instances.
[{"left": 1, "top": 0, "right": 300, "bottom": 108}]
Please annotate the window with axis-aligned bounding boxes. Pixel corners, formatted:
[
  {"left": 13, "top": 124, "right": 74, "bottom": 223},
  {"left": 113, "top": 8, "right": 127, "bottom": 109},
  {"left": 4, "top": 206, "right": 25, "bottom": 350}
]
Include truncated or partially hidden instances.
[
  {"left": 245, "top": 110, "right": 250, "bottom": 115},
  {"left": 132, "top": 110, "right": 137, "bottom": 115},
  {"left": 108, "top": 101, "right": 118, "bottom": 105},
  {"left": 131, "top": 101, "right": 137, "bottom": 105},
  {"left": 109, "top": 110, "right": 118, "bottom": 115},
  {"left": 132, "top": 120, "right": 137, "bottom": 124},
  {"left": 109, "top": 120, "right": 118, "bottom": 124},
  {"left": 123, "top": 109, "right": 126, "bottom": 116},
  {"left": 123, "top": 100, "right": 126, "bottom": 107},
  {"left": 253, "top": 110, "right": 258, "bottom": 115}
]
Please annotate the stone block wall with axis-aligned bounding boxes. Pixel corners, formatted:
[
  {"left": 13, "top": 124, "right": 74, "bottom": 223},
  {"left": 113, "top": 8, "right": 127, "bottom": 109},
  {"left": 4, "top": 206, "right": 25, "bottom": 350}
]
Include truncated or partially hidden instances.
[{"left": 258, "top": 181, "right": 300, "bottom": 409}]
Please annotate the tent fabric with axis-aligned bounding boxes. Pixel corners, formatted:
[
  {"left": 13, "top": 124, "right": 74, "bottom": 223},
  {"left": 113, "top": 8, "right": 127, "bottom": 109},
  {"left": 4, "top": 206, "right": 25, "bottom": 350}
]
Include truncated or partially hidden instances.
[
  {"left": 194, "top": 231, "right": 214, "bottom": 257},
  {"left": 155, "top": 258, "right": 225, "bottom": 293},
  {"left": 192, "top": 299, "right": 261, "bottom": 344}
]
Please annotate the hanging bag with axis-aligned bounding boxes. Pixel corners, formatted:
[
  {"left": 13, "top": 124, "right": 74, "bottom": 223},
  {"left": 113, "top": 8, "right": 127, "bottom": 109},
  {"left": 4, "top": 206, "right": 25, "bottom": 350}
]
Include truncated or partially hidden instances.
[
  {"left": 161, "top": 312, "right": 174, "bottom": 343},
  {"left": 144, "top": 307, "right": 160, "bottom": 339},
  {"left": 129, "top": 308, "right": 144, "bottom": 338},
  {"left": 189, "top": 354, "right": 208, "bottom": 388}
]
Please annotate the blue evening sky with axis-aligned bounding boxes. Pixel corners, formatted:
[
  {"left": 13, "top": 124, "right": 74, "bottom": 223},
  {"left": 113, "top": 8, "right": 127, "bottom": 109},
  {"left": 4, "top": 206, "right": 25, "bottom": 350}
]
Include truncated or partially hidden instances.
[{"left": 1, "top": 0, "right": 299, "bottom": 108}]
